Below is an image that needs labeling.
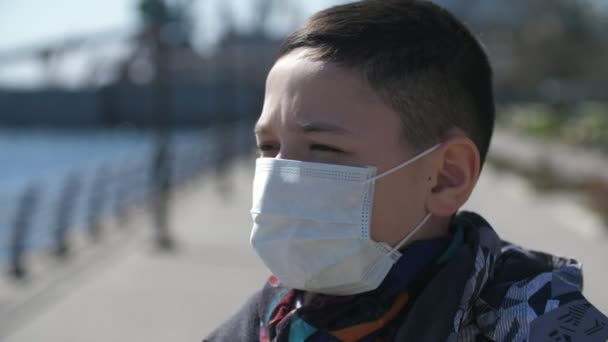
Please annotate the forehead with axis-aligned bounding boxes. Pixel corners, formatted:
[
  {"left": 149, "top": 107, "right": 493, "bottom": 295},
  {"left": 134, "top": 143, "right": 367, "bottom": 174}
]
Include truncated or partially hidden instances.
[
  {"left": 265, "top": 50, "right": 376, "bottom": 115},
  {"left": 258, "top": 48, "right": 401, "bottom": 137}
]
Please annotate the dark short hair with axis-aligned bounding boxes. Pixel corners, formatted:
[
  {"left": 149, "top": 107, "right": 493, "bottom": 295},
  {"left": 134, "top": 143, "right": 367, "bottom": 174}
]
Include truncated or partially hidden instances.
[{"left": 277, "top": 0, "right": 495, "bottom": 165}]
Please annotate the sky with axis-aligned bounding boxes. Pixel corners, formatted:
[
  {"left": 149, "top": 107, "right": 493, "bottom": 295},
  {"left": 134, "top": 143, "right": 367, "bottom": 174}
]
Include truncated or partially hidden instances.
[{"left": 0, "top": 0, "right": 132, "bottom": 50}]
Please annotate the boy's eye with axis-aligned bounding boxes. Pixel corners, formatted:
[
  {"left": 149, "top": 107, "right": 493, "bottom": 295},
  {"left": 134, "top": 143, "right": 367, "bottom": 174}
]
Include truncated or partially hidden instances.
[{"left": 310, "top": 144, "right": 343, "bottom": 153}]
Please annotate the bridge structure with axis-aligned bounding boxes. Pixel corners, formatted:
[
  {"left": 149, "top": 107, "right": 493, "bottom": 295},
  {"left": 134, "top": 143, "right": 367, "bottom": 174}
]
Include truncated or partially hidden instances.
[{"left": 0, "top": 0, "right": 303, "bottom": 127}]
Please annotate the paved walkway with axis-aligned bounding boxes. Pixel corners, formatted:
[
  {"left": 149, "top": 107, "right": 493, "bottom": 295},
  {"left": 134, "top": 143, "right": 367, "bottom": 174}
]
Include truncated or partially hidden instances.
[{"left": 1, "top": 156, "right": 607, "bottom": 342}]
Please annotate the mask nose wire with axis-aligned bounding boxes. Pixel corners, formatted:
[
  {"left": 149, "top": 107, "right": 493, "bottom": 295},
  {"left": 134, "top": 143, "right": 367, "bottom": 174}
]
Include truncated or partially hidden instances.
[{"left": 368, "top": 144, "right": 442, "bottom": 183}]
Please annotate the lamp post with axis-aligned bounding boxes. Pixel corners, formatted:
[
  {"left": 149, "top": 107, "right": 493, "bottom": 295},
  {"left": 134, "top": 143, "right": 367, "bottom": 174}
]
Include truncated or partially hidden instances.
[{"left": 140, "top": 0, "right": 174, "bottom": 249}]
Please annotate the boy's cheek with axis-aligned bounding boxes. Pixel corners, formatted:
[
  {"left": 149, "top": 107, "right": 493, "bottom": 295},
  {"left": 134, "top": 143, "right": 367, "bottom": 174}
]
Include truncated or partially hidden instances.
[{"left": 370, "top": 179, "right": 428, "bottom": 245}]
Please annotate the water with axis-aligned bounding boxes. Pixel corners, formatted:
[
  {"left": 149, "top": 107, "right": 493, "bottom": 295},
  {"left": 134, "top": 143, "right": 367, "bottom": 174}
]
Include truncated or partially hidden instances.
[
  {"left": 0, "top": 128, "right": 213, "bottom": 263},
  {"left": 0, "top": 129, "right": 153, "bottom": 190}
]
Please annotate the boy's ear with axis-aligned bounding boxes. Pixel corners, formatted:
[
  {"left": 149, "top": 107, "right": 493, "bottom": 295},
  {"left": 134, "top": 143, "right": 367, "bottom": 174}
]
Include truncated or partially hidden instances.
[{"left": 426, "top": 134, "right": 480, "bottom": 217}]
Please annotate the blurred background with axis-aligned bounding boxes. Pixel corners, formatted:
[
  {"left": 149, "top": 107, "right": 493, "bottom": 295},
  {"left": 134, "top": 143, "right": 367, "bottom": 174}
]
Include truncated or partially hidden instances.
[{"left": 0, "top": 0, "right": 606, "bottom": 341}]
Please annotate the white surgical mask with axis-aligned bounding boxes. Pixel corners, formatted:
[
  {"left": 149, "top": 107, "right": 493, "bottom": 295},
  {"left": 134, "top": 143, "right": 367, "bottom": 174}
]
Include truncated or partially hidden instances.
[{"left": 250, "top": 144, "right": 441, "bottom": 295}]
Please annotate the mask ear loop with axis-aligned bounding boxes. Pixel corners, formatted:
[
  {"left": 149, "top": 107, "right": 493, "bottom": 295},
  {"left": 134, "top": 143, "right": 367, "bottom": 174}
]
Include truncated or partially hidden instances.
[
  {"left": 388, "top": 212, "right": 433, "bottom": 258},
  {"left": 368, "top": 144, "right": 442, "bottom": 183}
]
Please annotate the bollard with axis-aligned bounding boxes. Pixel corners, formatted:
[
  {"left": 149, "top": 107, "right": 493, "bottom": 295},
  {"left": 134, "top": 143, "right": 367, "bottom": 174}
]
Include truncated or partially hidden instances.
[
  {"left": 53, "top": 172, "right": 81, "bottom": 257},
  {"left": 87, "top": 165, "right": 108, "bottom": 241},
  {"left": 113, "top": 165, "right": 132, "bottom": 227},
  {"left": 9, "top": 183, "right": 40, "bottom": 279}
]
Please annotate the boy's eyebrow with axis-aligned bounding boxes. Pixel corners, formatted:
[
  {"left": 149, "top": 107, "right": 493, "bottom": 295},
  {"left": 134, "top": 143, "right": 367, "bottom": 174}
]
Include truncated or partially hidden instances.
[
  {"left": 298, "top": 121, "right": 352, "bottom": 135},
  {"left": 254, "top": 121, "right": 353, "bottom": 136}
]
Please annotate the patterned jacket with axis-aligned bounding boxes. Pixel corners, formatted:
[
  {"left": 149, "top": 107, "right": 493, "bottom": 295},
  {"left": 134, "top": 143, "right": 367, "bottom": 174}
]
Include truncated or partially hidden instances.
[{"left": 205, "top": 212, "right": 608, "bottom": 341}]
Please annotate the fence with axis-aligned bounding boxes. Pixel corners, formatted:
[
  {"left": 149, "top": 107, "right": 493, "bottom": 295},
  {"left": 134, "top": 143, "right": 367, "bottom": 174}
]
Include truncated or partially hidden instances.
[{"left": 0, "top": 122, "right": 254, "bottom": 279}]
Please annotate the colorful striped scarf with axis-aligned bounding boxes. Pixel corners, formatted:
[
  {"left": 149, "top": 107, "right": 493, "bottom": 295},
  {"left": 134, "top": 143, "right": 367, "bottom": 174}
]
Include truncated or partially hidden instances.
[{"left": 258, "top": 230, "right": 463, "bottom": 342}]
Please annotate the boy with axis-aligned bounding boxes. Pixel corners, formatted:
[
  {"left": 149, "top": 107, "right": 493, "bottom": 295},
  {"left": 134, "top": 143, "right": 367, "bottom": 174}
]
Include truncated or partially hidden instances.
[{"left": 205, "top": 0, "right": 608, "bottom": 340}]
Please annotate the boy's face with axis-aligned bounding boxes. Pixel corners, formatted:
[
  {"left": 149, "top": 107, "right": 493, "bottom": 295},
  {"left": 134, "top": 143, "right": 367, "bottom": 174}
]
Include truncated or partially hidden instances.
[{"left": 254, "top": 48, "right": 439, "bottom": 246}]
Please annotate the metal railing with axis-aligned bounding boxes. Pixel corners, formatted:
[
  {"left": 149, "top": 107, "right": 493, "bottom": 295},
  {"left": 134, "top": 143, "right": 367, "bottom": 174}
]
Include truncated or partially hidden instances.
[{"left": 0, "top": 122, "right": 254, "bottom": 279}]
